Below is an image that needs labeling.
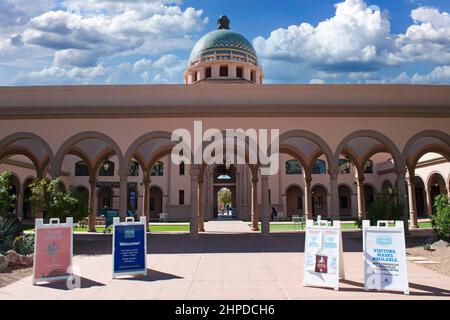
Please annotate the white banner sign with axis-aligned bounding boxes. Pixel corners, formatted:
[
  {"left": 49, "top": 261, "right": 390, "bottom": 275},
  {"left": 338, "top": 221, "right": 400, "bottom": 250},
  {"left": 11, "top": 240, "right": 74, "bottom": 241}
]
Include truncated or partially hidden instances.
[
  {"left": 303, "top": 219, "right": 345, "bottom": 291},
  {"left": 363, "top": 220, "right": 409, "bottom": 295}
]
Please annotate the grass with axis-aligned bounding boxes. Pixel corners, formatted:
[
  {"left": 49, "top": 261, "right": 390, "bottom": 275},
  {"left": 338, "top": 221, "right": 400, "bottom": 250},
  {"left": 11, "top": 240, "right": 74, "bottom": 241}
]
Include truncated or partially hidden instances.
[{"left": 23, "top": 223, "right": 190, "bottom": 233}]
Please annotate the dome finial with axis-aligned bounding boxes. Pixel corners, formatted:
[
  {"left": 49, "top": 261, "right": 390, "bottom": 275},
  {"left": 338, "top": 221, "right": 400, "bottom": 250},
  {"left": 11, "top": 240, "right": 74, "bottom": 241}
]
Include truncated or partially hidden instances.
[{"left": 217, "top": 15, "right": 230, "bottom": 30}]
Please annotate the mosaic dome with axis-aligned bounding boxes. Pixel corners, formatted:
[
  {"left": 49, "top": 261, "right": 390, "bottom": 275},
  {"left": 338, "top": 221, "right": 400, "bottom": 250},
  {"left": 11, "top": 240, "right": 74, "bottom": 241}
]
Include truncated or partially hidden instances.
[{"left": 189, "top": 16, "right": 258, "bottom": 65}]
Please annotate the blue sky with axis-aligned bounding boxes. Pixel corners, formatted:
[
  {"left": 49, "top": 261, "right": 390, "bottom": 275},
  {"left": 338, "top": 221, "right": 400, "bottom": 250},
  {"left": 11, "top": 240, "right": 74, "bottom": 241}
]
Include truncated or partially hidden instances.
[{"left": 1, "top": 0, "right": 450, "bottom": 85}]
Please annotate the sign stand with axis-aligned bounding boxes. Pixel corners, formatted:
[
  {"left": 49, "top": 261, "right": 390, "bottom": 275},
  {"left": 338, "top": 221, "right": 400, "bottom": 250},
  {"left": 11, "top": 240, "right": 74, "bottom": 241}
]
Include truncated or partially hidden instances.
[
  {"left": 363, "top": 220, "right": 409, "bottom": 295},
  {"left": 32, "top": 217, "right": 73, "bottom": 285},
  {"left": 303, "top": 219, "right": 345, "bottom": 291},
  {"left": 112, "top": 216, "right": 147, "bottom": 278}
]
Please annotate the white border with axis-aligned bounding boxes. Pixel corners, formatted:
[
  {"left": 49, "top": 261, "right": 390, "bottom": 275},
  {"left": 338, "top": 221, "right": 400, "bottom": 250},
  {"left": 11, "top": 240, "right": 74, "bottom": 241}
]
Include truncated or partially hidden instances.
[
  {"left": 302, "top": 219, "right": 345, "bottom": 291},
  {"left": 32, "top": 217, "right": 73, "bottom": 285},
  {"left": 362, "top": 220, "right": 409, "bottom": 295},
  {"left": 112, "top": 216, "right": 147, "bottom": 279}
]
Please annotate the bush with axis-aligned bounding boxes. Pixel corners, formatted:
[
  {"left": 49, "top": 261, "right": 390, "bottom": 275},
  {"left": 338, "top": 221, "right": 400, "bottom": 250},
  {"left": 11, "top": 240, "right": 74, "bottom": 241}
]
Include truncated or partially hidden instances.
[
  {"left": 13, "top": 233, "right": 35, "bottom": 255},
  {"left": 431, "top": 194, "right": 450, "bottom": 241},
  {"left": 0, "top": 171, "right": 17, "bottom": 217},
  {"left": 357, "top": 187, "right": 405, "bottom": 228},
  {"left": 0, "top": 213, "right": 23, "bottom": 254}
]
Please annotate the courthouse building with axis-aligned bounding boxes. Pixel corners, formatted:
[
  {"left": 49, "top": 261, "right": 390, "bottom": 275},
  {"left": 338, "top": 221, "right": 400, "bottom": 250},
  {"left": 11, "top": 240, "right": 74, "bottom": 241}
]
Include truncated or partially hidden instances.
[{"left": 0, "top": 16, "right": 449, "bottom": 236}]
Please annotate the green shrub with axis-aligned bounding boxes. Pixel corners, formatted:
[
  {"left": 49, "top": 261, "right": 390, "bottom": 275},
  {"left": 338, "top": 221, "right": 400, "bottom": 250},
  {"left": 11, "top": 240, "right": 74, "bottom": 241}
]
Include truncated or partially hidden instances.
[
  {"left": 0, "top": 213, "right": 23, "bottom": 254},
  {"left": 357, "top": 187, "right": 405, "bottom": 228},
  {"left": 0, "top": 171, "right": 17, "bottom": 217},
  {"left": 13, "top": 233, "right": 35, "bottom": 255},
  {"left": 431, "top": 194, "right": 450, "bottom": 241}
]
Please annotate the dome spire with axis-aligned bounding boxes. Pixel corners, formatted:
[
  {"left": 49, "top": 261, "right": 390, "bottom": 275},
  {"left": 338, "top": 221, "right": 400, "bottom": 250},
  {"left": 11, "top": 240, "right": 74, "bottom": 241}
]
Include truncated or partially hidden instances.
[{"left": 217, "top": 15, "right": 230, "bottom": 30}]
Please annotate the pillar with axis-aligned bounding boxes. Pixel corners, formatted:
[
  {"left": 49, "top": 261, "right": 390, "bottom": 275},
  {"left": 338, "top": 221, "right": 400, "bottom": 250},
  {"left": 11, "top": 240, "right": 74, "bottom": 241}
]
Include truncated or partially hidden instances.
[
  {"left": 119, "top": 173, "right": 128, "bottom": 222},
  {"left": 407, "top": 176, "right": 418, "bottom": 228},
  {"left": 329, "top": 171, "right": 339, "bottom": 219},
  {"left": 356, "top": 176, "right": 366, "bottom": 220},
  {"left": 304, "top": 176, "right": 312, "bottom": 219},
  {"left": 198, "top": 179, "right": 205, "bottom": 232},
  {"left": 142, "top": 176, "right": 150, "bottom": 230},
  {"left": 251, "top": 177, "right": 259, "bottom": 231},
  {"left": 190, "top": 167, "right": 199, "bottom": 237},
  {"left": 425, "top": 187, "right": 433, "bottom": 217},
  {"left": 88, "top": 178, "right": 97, "bottom": 232},
  {"left": 261, "top": 175, "right": 270, "bottom": 236},
  {"left": 396, "top": 170, "right": 409, "bottom": 233}
]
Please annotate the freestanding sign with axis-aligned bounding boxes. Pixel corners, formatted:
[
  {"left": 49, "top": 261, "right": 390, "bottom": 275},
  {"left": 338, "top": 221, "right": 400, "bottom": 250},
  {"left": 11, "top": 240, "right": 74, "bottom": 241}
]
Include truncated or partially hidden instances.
[
  {"left": 112, "top": 216, "right": 147, "bottom": 278},
  {"left": 33, "top": 218, "right": 73, "bottom": 285},
  {"left": 363, "top": 220, "right": 409, "bottom": 294},
  {"left": 303, "top": 219, "right": 345, "bottom": 291}
]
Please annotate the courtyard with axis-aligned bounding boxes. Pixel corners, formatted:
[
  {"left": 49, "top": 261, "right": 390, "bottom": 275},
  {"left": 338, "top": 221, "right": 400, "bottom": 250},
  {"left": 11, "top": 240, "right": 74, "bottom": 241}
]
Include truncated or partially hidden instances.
[{"left": 1, "top": 221, "right": 449, "bottom": 300}]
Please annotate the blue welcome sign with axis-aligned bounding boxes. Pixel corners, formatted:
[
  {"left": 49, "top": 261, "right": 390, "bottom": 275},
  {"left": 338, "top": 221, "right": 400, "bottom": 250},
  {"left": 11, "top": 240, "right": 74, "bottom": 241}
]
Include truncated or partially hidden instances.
[{"left": 112, "top": 216, "right": 147, "bottom": 278}]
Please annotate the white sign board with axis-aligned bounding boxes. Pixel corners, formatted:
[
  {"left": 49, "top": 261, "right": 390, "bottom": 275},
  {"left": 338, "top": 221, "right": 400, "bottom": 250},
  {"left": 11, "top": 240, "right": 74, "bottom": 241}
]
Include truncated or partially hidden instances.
[
  {"left": 112, "top": 216, "right": 147, "bottom": 278},
  {"left": 363, "top": 220, "right": 409, "bottom": 294},
  {"left": 303, "top": 219, "right": 345, "bottom": 291}
]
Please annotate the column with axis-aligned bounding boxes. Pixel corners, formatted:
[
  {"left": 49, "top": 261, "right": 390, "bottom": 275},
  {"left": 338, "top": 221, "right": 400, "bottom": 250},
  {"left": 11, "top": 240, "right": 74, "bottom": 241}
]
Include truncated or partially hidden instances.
[
  {"left": 356, "top": 176, "right": 366, "bottom": 220},
  {"left": 329, "top": 171, "right": 339, "bottom": 219},
  {"left": 142, "top": 177, "right": 150, "bottom": 221},
  {"left": 425, "top": 187, "right": 433, "bottom": 217},
  {"left": 119, "top": 173, "right": 128, "bottom": 222},
  {"left": 88, "top": 178, "right": 97, "bottom": 232},
  {"left": 407, "top": 176, "right": 418, "bottom": 228},
  {"left": 304, "top": 176, "right": 312, "bottom": 219},
  {"left": 190, "top": 167, "right": 199, "bottom": 237},
  {"left": 261, "top": 175, "right": 270, "bottom": 236},
  {"left": 251, "top": 177, "right": 259, "bottom": 231},
  {"left": 396, "top": 170, "right": 409, "bottom": 233},
  {"left": 198, "top": 179, "right": 205, "bottom": 232}
]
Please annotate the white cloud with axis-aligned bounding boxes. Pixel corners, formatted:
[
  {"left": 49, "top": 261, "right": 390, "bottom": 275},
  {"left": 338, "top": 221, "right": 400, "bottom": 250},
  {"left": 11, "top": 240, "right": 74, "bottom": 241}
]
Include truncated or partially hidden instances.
[
  {"left": 388, "top": 7, "right": 450, "bottom": 64},
  {"left": 254, "top": 0, "right": 392, "bottom": 73}
]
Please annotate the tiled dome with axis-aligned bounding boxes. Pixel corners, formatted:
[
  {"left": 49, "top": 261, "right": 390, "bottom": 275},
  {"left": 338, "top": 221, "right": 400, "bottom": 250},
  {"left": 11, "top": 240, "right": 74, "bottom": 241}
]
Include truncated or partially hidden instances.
[{"left": 189, "top": 16, "right": 258, "bottom": 65}]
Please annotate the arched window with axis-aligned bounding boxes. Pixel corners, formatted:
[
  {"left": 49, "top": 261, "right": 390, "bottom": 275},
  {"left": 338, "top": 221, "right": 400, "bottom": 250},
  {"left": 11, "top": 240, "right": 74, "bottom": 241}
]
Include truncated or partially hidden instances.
[
  {"left": 129, "top": 159, "right": 139, "bottom": 176},
  {"left": 193, "top": 72, "right": 198, "bottom": 82},
  {"left": 99, "top": 160, "right": 115, "bottom": 176},
  {"left": 75, "top": 161, "right": 89, "bottom": 176},
  {"left": 179, "top": 161, "right": 185, "bottom": 175},
  {"left": 338, "top": 159, "right": 351, "bottom": 174},
  {"left": 151, "top": 161, "right": 164, "bottom": 176},
  {"left": 205, "top": 67, "right": 211, "bottom": 78},
  {"left": 285, "top": 159, "right": 302, "bottom": 175},
  {"left": 312, "top": 159, "right": 326, "bottom": 174},
  {"left": 364, "top": 160, "right": 373, "bottom": 174},
  {"left": 220, "top": 66, "right": 228, "bottom": 77},
  {"left": 251, "top": 70, "right": 256, "bottom": 82},
  {"left": 236, "top": 67, "right": 243, "bottom": 78}
]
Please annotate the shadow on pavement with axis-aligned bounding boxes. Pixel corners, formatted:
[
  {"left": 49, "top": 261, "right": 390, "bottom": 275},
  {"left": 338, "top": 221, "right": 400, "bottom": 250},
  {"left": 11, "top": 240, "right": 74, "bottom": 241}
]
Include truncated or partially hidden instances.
[
  {"left": 36, "top": 277, "right": 105, "bottom": 290},
  {"left": 114, "top": 269, "right": 183, "bottom": 282}
]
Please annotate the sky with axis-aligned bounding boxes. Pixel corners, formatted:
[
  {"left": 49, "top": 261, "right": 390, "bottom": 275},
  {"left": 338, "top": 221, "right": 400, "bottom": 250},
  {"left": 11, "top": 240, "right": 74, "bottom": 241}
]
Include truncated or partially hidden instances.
[{"left": 1, "top": 0, "right": 450, "bottom": 85}]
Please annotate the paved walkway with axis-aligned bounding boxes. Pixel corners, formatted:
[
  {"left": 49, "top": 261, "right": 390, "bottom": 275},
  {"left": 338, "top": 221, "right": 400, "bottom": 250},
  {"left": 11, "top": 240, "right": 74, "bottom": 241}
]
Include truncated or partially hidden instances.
[
  {"left": 204, "top": 220, "right": 253, "bottom": 233},
  {"left": 1, "top": 232, "right": 449, "bottom": 300}
]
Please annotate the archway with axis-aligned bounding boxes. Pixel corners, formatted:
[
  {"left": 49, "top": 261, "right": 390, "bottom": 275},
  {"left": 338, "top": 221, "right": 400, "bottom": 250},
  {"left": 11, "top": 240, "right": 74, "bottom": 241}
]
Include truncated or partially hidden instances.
[
  {"left": 364, "top": 184, "right": 375, "bottom": 211},
  {"left": 285, "top": 185, "right": 303, "bottom": 218},
  {"left": 338, "top": 185, "right": 352, "bottom": 217},
  {"left": 428, "top": 172, "right": 446, "bottom": 215},
  {"left": 149, "top": 186, "right": 163, "bottom": 221},
  {"left": 311, "top": 185, "right": 328, "bottom": 217},
  {"left": 413, "top": 176, "right": 426, "bottom": 217},
  {"left": 98, "top": 187, "right": 113, "bottom": 212},
  {"left": 212, "top": 165, "right": 237, "bottom": 219}
]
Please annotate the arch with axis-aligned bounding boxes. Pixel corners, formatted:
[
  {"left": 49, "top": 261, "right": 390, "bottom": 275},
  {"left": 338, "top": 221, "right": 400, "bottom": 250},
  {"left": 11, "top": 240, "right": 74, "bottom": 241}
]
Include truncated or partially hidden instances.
[
  {"left": 338, "top": 184, "right": 353, "bottom": 216},
  {"left": 123, "top": 131, "right": 176, "bottom": 174},
  {"left": 334, "top": 130, "right": 402, "bottom": 174},
  {"left": 284, "top": 183, "right": 304, "bottom": 195},
  {"left": 0, "top": 132, "right": 55, "bottom": 174},
  {"left": 402, "top": 130, "right": 450, "bottom": 169},
  {"left": 0, "top": 147, "right": 43, "bottom": 177},
  {"left": 54, "top": 131, "right": 124, "bottom": 177},
  {"left": 149, "top": 185, "right": 164, "bottom": 220},
  {"left": 413, "top": 176, "right": 426, "bottom": 217},
  {"left": 285, "top": 184, "right": 303, "bottom": 218},
  {"left": 409, "top": 145, "right": 450, "bottom": 175},
  {"left": 311, "top": 184, "right": 328, "bottom": 217},
  {"left": 277, "top": 129, "right": 335, "bottom": 174}
]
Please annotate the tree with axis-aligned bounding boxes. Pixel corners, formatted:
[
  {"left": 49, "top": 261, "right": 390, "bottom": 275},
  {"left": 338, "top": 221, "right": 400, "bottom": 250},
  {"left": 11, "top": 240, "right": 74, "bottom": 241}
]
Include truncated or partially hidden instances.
[
  {"left": 218, "top": 188, "right": 232, "bottom": 207},
  {"left": 70, "top": 187, "right": 89, "bottom": 223},
  {"left": 432, "top": 194, "right": 450, "bottom": 241},
  {"left": 0, "top": 171, "right": 16, "bottom": 217},
  {"left": 358, "top": 186, "right": 405, "bottom": 228},
  {"left": 29, "top": 178, "right": 79, "bottom": 220}
]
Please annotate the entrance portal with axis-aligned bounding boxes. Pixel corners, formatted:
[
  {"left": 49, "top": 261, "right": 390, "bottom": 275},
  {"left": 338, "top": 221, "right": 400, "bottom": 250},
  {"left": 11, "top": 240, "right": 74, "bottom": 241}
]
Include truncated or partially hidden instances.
[{"left": 212, "top": 165, "right": 237, "bottom": 219}]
